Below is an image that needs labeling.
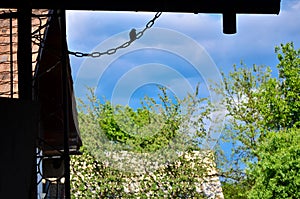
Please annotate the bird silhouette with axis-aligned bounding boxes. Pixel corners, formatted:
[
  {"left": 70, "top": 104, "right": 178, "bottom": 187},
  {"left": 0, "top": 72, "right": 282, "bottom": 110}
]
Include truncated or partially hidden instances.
[{"left": 129, "top": 28, "right": 137, "bottom": 42}]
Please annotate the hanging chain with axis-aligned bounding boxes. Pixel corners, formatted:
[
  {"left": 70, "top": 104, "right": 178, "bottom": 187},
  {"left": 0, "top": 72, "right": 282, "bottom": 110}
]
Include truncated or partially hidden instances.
[{"left": 68, "top": 12, "right": 162, "bottom": 58}]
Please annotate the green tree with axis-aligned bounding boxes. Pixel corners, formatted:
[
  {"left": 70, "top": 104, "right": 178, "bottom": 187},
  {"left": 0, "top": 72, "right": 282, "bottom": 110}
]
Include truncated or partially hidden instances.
[
  {"left": 215, "top": 42, "right": 300, "bottom": 198},
  {"left": 247, "top": 127, "right": 300, "bottom": 199},
  {"left": 77, "top": 84, "right": 208, "bottom": 156}
]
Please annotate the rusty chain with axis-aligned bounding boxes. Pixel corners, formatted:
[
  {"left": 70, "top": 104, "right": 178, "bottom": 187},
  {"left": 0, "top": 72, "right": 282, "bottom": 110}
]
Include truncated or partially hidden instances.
[{"left": 68, "top": 12, "right": 162, "bottom": 58}]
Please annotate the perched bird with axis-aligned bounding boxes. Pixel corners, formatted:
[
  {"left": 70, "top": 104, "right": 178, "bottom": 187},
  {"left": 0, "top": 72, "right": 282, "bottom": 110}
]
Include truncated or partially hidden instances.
[{"left": 129, "top": 28, "right": 137, "bottom": 42}]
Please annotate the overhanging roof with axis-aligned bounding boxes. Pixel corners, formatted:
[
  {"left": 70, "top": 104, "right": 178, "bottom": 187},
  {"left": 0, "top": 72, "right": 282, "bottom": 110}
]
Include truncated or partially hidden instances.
[
  {"left": 34, "top": 10, "right": 82, "bottom": 155},
  {"left": 0, "top": 0, "right": 281, "bottom": 34},
  {"left": 0, "top": 0, "right": 281, "bottom": 14}
]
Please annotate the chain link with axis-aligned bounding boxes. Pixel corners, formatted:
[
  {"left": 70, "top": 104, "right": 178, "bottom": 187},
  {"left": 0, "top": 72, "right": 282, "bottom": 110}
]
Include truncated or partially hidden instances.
[{"left": 68, "top": 12, "right": 162, "bottom": 58}]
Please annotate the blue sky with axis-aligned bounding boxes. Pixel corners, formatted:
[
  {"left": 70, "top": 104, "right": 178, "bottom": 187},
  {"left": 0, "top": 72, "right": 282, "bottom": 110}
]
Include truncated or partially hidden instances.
[{"left": 66, "top": 0, "right": 300, "bottom": 107}]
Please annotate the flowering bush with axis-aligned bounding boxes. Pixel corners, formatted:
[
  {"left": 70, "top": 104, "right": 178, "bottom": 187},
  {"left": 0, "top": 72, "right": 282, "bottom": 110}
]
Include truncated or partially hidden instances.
[{"left": 71, "top": 148, "right": 224, "bottom": 198}]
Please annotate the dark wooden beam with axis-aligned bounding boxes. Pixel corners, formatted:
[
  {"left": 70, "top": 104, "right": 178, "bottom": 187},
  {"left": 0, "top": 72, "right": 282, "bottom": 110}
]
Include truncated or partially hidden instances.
[
  {"left": 17, "top": 7, "right": 37, "bottom": 198},
  {"left": 0, "top": 0, "right": 281, "bottom": 14},
  {"left": 57, "top": 9, "right": 72, "bottom": 199},
  {"left": 17, "top": 8, "right": 32, "bottom": 100}
]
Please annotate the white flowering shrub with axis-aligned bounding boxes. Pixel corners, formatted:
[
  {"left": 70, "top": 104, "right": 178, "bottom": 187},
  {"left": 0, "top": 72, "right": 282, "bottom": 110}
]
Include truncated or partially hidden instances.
[{"left": 70, "top": 148, "right": 224, "bottom": 198}]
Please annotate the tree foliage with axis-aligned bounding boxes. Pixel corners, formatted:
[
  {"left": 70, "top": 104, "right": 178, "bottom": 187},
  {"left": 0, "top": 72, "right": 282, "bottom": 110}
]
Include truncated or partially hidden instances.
[
  {"left": 247, "top": 127, "right": 300, "bottom": 199},
  {"left": 76, "top": 84, "right": 209, "bottom": 156},
  {"left": 216, "top": 42, "right": 300, "bottom": 198}
]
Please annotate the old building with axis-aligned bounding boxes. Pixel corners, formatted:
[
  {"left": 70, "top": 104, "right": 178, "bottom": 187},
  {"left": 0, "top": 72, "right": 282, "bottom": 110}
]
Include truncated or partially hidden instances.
[{"left": 0, "top": 9, "right": 82, "bottom": 198}]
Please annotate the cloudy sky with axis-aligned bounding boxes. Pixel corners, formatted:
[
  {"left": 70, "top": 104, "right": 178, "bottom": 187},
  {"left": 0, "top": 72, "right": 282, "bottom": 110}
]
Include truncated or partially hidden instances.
[{"left": 66, "top": 0, "right": 300, "bottom": 108}]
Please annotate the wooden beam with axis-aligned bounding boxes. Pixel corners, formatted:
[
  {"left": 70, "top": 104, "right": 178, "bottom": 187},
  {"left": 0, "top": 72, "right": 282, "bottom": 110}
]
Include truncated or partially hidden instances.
[
  {"left": 0, "top": 0, "right": 281, "bottom": 14},
  {"left": 17, "top": 8, "right": 32, "bottom": 100}
]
